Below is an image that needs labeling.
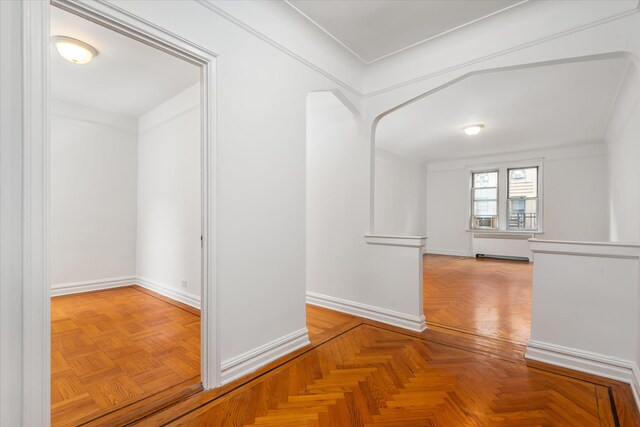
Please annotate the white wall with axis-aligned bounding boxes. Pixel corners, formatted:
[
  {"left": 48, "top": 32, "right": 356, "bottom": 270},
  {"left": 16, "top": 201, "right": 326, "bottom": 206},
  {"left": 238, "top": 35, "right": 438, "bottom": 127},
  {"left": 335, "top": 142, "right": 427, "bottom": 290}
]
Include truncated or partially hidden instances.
[
  {"left": 424, "top": 143, "right": 609, "bottom": 256},
  {"left": 374, "top": 148, "right": 426, "bottom": 236},
  {"left": 137, "top": 84, "right": 202, "bottom": 301},
  {"left": 306, "top": 91, "right": 365, "bottom": 303},
  {"left": 526, "top": 240, "right": 639, "bottom": 405},
  {"left": 607, "top": 62, "right": 640, "bottom": 243},
  {"left": 51, "top": 99, "right": 138, "bottom": 286},
  {"left": 306, "top": 92, "right": 427, "bottom": 331}
]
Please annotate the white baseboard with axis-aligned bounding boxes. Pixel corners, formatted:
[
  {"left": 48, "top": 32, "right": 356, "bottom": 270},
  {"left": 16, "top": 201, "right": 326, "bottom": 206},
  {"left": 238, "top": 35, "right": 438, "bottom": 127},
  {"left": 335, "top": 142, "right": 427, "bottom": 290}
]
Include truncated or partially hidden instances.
[
  {"left": 136, "top": 276, "right": 201, "bottom": 309},
  {"left": 525, "top": 340, "right": 635, "bottom": 384},
  {"left": 424, "top": 248, "right": 472, "bottom": 257},
  {"left": 52, "top": 275, "right": 202, "bottom": 310},
  {"left": 221, "top": 328, "right": 310, "bottom": 384},
  {"left": 306, "top": 291, "right": 427, "bottom": 333},
  {"left": 632, "top": 362, "right": 640, "bottom": 414},
  {"left": 51, "top": 276, "right": 137, "bottom": 296}
]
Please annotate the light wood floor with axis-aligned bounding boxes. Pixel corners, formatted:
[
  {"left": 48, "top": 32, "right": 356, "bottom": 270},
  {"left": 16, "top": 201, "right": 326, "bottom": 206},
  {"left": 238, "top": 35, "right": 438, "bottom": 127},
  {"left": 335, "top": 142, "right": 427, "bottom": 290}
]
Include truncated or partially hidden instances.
[
  {"left": 52, "top": 283, "right": 640, "bottom": 426},
  {"left": 424, "top": 254, "right": 532, "bottom": 343},
  {"left": 51, "top": 286, "right": 201, "bottom": 427}
]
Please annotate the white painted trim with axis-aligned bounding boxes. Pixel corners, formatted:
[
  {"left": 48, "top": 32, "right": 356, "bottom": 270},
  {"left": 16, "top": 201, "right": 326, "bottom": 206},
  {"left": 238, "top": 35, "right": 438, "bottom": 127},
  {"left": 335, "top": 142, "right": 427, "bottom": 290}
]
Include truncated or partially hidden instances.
[
  {"left": 221, "top": 328, "right": 310, "bottom": 384},
  {"left": 22, "top": 1, "right": 50, "bottom": 425},
  {"left": 631, "top": 362, "right": 640, "bottom": 413},
  {"left": 425, "top": 249, "right": 472, "bottom": 258},
  {"left": 284, "top": 0, "right": 530, "bottom": 65},
  {"left": 365, "top": 10, "right": 640, "bottom": 98},
  {"left": 529, "top": 239, "right": 640, "bottom": 259},
  {"left": 50, "top": 275, "right": 203, "bottom": 309},
  {"left": 51, "top": 276, "right": 137, "bottom": 296},
  {"left": 364, "top": 234, "right": 427, "bottom": 247},
  {"left": 196, "top": 0, "right": 362, "bottom": 97},
  {"left": 473, "top": 232, "right": 534, "bottom": 240},
  {"left": 52, "top": 0, "right": 220, "bottom": 390},
  {"left": 196, "top": 0, "right": 638, "bottom": 98},
  {"left": 525, "top": 340, "right": 635, "bottom": 384},
  {"left": 306, "top": 291, "right": 427, "bottom": 332},
  {"left": 136, "top": 276, "right": 201, "bottom": 309}
]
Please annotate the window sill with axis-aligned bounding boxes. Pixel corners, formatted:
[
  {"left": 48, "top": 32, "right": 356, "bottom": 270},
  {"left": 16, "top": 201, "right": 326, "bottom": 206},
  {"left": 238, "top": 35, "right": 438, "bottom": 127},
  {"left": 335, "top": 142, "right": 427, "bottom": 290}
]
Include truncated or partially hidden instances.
[{"left": 465, "top": 229, "right": 544, "bottom": 235}]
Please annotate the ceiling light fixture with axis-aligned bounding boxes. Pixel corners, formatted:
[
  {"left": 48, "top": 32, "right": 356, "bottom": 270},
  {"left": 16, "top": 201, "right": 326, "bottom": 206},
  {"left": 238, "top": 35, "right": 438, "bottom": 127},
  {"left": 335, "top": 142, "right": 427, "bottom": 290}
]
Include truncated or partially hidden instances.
[
  {"left": 52, "top": 36, "right": 98, "bottom": 64},
  {"left": 463, "top": 124, "right": 485, "bottom": 136}
]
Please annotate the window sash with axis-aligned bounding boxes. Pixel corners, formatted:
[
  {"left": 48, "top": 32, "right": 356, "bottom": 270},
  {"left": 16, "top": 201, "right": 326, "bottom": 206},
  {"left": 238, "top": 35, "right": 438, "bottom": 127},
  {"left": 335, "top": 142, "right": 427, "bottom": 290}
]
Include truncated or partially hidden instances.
[
  {"left": 471, "top": 170, "right": 499, "bottom": 229},
  {"left": 507, "top": 197, "right": 538, "bottom": 230}
]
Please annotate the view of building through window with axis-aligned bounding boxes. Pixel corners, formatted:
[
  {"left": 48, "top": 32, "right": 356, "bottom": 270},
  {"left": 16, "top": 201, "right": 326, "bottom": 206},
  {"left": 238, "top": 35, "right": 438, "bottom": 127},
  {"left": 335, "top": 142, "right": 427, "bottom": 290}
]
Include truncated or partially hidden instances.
[
  {"left": 471, "top": 167, "right": 539, "bottom": 231},
  {"left": 508, "top": 167, "right": 538, "bottom": 230}
]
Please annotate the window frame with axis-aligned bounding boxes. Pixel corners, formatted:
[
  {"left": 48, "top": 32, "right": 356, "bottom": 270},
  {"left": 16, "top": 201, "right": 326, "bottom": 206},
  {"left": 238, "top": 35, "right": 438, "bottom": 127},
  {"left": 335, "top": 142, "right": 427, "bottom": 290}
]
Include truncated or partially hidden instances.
[
  {"left": 470, "top": 170, "right": 499, "bottom": 230},
  {"left": 467, "top": 160, "right": 544, "bottom": 234},
  {"left": 506, "top": 166, "right": 539, "bottom": 231}
]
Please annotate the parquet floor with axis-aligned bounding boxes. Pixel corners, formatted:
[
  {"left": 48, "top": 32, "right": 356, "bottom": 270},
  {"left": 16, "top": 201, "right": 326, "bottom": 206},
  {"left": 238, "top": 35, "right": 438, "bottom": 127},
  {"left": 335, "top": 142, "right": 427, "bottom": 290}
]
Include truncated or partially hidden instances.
[
  {"left": 52, "top": 283, "right": 640, "bottom": 426},
  {"left": 424, "top": 254, "right": 532, "bottom": 343},
  {"left": 148, "top": 322, "right": 636, "bottom": 426},
  {"left": 51, "top": 286, "right": 201, "bottom": 427}
]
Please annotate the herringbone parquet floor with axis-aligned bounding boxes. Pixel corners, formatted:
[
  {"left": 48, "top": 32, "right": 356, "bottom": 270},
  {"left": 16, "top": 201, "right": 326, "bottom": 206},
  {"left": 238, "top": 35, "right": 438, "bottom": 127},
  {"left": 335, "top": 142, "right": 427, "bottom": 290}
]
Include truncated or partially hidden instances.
[
  {"left": 160, "top": 324, "right": 621, "bottom": 426},
  {"left": 424, "top": 254, "right": 532, "bottom": 343}
]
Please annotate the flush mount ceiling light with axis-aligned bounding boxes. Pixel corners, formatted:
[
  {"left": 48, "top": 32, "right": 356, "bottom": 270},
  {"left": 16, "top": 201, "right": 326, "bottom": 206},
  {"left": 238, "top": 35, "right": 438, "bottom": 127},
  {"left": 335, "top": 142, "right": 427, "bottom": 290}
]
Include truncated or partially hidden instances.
[
  {"left": 52, "top": 36, "right": 98, "bottom": 64},
  {"left": 463, "top": 124, "right": 485, "bottom": 136}
]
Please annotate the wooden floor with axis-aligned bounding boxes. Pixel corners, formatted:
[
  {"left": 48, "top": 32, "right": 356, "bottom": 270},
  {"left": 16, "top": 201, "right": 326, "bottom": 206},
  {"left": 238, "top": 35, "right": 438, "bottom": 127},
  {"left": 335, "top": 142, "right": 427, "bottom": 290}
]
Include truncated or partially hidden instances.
[
  {"left": 136, "top": 307, "right": 639, "bottom": 426},
  {"left": 424, "top": 254, "right": 532, "bottom": 343},
  {"left": 52, "top": 284, "right": 640, "bottom": 426},
  {"left": 51, "top": 286, "right": 201, "bottom": 427}
]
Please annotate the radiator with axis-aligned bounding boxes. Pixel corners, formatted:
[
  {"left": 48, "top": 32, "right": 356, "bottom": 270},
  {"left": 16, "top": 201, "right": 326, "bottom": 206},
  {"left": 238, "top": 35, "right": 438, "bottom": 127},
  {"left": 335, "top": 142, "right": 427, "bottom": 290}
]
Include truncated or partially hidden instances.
[{"left": 472, "top": 232, "right": 534, "bottom": 261}]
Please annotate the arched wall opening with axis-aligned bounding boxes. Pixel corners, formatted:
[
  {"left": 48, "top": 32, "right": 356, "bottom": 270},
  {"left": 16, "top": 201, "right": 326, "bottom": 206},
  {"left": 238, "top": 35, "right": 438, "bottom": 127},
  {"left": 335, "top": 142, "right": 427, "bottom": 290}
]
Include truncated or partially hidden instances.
[{"left": 369, "top": 51, "right": 640, "bottom": 344}]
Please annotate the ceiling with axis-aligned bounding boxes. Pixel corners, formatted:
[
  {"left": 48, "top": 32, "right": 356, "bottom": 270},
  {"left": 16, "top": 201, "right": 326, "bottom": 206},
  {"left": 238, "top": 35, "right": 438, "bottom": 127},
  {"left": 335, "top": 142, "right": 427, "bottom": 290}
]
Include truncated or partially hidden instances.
[
  {"left": 375, "top": 57, "right": 629, "bottom": 162},
  {"left": 50, "top": 6, "right": 199, "bottom": 117},
  {"left": 286, "top": 0, "right": 524, "bottom": 63}
]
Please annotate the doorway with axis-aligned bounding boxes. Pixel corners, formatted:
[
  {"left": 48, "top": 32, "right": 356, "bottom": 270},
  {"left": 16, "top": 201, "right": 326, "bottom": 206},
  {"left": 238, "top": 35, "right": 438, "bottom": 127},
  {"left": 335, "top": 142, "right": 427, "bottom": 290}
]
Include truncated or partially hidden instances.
[{"left": 47, "top": 2, "right": 218, "bottom": 424}]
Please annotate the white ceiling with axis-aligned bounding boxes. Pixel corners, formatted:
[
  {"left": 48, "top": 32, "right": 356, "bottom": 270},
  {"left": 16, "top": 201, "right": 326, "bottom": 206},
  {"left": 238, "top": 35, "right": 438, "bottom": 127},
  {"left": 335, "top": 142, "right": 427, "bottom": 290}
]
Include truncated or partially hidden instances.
[
  {"left": 286, "top": 0, "right": 524, "bottom": 63},
  {"left": 50, "top": 6, "right": 200, "bottom": 117},
  {"left": 375, "top": 57, "right": 629, "bottom": 162}
]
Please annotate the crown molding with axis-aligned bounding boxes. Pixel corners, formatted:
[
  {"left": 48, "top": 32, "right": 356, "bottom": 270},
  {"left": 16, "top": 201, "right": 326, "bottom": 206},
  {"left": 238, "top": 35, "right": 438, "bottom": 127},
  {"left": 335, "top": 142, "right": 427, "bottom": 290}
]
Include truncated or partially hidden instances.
[
  {"left": 284, "top": 0, "right": 530, "bottom": 65},
  {"left": 196, "top": 0, "right": 364, "bottom": 97},
  {"left": 196, "top": 0, "right": 639, "bottom": 100},
  {"left": 365, "top": 7, "right": 640, "bottom": 98}
]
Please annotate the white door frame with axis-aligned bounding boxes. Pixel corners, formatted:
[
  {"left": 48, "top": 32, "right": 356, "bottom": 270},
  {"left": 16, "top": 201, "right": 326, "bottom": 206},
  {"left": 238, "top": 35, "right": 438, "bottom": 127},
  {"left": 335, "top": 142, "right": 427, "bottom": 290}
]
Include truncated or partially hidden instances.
[{"left": 23, "top": 1, "right": 220, "bottom": 424}]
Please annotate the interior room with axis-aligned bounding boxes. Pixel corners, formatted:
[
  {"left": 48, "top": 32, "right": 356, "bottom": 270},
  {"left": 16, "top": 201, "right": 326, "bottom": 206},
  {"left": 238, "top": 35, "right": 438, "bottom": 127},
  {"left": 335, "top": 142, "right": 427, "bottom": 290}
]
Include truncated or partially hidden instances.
[
  {"left": 2, "top": 1, "right": 640, "bottom": 426},
  {"left": 374, "top": 55, "right": 635, "bottom": 344},
  {"left": 49, "top": 6, "right": 202, "bottom": 424}
]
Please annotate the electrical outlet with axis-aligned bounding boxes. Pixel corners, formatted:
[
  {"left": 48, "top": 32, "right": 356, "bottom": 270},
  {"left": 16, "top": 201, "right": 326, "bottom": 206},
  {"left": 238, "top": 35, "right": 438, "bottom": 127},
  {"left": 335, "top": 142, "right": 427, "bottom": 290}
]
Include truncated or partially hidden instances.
[{"left": 181, "top": 280, "right": 188, "bottom": 288}]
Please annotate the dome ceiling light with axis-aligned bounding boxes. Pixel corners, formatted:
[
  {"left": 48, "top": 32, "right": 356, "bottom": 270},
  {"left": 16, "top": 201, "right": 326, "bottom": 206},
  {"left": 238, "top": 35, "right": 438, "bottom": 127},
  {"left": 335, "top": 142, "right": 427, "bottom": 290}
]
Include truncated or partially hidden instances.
[
  {"left": 463, "top": 124, "right": 485, "bottom": 136},
  {"left": 52, "top": 36, "right": 98, "bottom": 64}
]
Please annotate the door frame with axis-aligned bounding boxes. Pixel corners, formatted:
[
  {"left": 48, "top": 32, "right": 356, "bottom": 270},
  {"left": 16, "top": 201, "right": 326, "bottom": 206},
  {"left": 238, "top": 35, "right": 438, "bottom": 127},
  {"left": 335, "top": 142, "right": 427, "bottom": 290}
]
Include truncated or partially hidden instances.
[{"left": 23, "top": 1, "right": 220, "bottom": 424}]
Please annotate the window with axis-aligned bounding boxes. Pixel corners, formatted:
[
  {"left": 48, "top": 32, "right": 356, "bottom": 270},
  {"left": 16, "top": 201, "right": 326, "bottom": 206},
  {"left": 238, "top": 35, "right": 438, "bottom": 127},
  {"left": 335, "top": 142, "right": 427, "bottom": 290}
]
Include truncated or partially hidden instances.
[
  {"left": 470, "top": 165, "right": 541, "bottom": 232},
  {"left": 507, "top": 167, "right": 538, "bottom": 230},
  {"left": 471, "top": 171, "right": 498, "bottom": 229}
]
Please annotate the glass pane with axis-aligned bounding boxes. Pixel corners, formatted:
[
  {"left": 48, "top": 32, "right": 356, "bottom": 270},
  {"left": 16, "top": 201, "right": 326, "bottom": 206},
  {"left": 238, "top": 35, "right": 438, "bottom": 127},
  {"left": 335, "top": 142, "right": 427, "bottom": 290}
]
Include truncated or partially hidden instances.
[
  {"left": 508, "top": 198, "right": 538, "bottom": 229},
  {"left": 508, "top": 167, "right": 537, "bottom": 198},
  {"left": 473, "top": 171, "right": 498, "bottom": 188},
  {"left": 473, "top": 188, "right": 497, "bottom": 201},
  {"left": 474, "top": 200, "right": 497, "bottom": 216}
]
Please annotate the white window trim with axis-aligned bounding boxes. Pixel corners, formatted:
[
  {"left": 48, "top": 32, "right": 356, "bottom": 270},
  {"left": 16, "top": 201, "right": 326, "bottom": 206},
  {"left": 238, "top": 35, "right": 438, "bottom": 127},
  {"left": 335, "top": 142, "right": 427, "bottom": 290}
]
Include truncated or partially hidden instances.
[{"left": 467, "top": 158, "right": 544, "bottom": 234}]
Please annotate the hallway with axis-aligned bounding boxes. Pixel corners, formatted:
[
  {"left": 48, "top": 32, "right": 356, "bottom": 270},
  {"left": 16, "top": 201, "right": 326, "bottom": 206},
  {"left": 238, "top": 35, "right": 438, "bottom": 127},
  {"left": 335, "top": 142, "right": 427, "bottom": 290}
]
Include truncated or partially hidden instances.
[
  {"left": 424, "top": 254, "right": 532, "bottom": 343},
  {"left": 49, "top": 289, "right": 640, "bottom": 426}
]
